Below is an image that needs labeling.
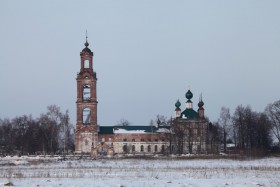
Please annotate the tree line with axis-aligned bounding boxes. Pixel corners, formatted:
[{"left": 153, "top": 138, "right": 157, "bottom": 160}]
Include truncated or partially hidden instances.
[
  {"left": 211, "top": 99, "right": 280, "bottom": 155},
  {"left": 1, "top": 100, "right": 279, "bottom": 156},
  {"left": 0, "top": 105, "right": 74, "bottom": 155}
]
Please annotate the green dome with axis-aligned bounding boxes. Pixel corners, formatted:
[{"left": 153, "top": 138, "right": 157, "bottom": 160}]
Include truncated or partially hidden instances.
[
  {"left": 175, "top": 99, "right": 181, "bottom": 108},
  {"left": 185, "top": 90, "right": 193, "bottom": 100}
]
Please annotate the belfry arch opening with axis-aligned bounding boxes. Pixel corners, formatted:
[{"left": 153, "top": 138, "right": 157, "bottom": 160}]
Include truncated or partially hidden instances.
[
  {"left": 83, "top": 84, "right": 91, "bottom": 101},
  {"left": 83, "top": 108, "right": 91, "bottom": 124},
  {"left": 84, "top": 59, "right": 89, "bottom": 68}
]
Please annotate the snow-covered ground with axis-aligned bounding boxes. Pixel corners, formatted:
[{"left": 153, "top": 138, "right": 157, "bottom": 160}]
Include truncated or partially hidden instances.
[{"left": 0, "top": 156, "right": 280, "bottom": 187}]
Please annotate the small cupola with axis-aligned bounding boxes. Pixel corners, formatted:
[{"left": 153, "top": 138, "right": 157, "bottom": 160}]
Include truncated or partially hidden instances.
[
  {"left": 175, "top": 99, "right": 181, "bottom": 118},
  {"left": 82, "top": 39, "right": 92, "bottom": 53},
  {"left": 197, "top": 94, "right": 205, "bottom": 118}
]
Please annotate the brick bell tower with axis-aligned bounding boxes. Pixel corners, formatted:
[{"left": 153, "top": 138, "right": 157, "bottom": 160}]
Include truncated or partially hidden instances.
[{"left": 75, "top": 34, "right": 98, "bottom": 154}]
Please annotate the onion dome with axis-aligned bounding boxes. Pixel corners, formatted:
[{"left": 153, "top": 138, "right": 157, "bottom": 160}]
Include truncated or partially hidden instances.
[
  {"left": 82, "top": 41, "right": 92, "bottom": 53},
  {"left": 198, "top": 100, "right": 204, "bottom": 108},
  {"left": 175, "top": 99, "right": 181, "bottom": 108},
  {"left": 85, "top": 40, "right": 89, "bottom": 47},
  {"left": 185, "top": 90, "right": 193, "bottom": 100}
]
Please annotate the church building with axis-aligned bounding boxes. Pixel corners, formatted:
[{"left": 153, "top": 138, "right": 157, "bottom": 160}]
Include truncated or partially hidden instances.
[
  {"left": 171, "top": 90, "right": 208, "bottom": 154},
  {"left": 74, "top": 37, "right": 208, "bottom": 156}
]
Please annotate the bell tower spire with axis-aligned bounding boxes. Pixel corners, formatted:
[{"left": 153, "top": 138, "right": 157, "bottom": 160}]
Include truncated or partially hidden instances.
[
  {"left": 75, "top": 34, "right": 98, "bottom": 154},
  {"left": 85, "top": 30, "right": 89, "bottom": 48}
]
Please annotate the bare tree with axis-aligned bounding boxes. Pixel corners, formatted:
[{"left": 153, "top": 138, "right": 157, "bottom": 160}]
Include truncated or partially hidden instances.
[
  {"left": 60, "top": 110, "right": 74, "bottom": 154},
  {"left": 265, "top": 100, "right": 280, "bottom": 145},
  {"left": 255, "top": 112, "right": 272, "bottom": 151},
  {"left": 233, "top": 105, "right": 272, "bottom": 155},
  {"left": 218, "top": 107, "right": 231, "bottom": 153},
  {"left": 232, "top": 105, "right": 247, "bottom": 150},
  {"left": 13, "top": 115, "right": 35, "bottom": 154},
  {"left": 0, "top": 118, "right": 14, "bottom": 153},
  {"left": 0, "top": 105, "right": 75, "bottom": 155},
  {"left": 156, "top": 115, "right": 171, "bottom": 126},
  {"left": 117, "top": 118, "right": 131, "bottom": 126},
  {"left": 39, "top": 105, "right": 62, "bottom": 154},
  {"left": 207, "top": 122, "right": 222, "bottom": 154}
]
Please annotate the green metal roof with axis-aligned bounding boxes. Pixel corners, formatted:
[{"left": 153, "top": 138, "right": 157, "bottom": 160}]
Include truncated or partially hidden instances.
[
  {"left": 180, "top": 108, "right": 199, "bottom": 119},
  {"left": 99, "top": 125, "right": 170, "bottom": 134},
  {"left": 99, "top": 126, "right": 114, "bottom": 134}
]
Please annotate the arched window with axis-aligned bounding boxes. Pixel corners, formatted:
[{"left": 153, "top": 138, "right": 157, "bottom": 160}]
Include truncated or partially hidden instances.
[
  {"left": 154, "top": 145, "right": 158, "bottom": 152},
  {"left": 83, "top": 84, "right": 91, "bottom": 101},
  {"left": 147, "top": 145, "right": 151, "bottom": 152},
  {"left": 140, "top": 145, "right": 144, "bottom": 152},
  {"left": 161, "top": 145, "right": 165, "bottom": 153},
  {"left": 83, "top": 108, "right": 91, "bottom": 124},
  {"left": 85, "top": 140, "right": 88, "bottom": 146},
  {"left": 132, "top": 145, "right": 135, "bottom": 152},
  {"left": 84, "top": 59, "right": 89, "bottom": 68},
  {"left": 123, "top": 145, "right": 128, "bottom": 153}
]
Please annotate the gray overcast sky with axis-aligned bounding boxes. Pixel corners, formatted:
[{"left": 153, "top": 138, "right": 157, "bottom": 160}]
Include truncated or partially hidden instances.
[{"left": 0, "top": 1, "right": 280, "bottom": 126}]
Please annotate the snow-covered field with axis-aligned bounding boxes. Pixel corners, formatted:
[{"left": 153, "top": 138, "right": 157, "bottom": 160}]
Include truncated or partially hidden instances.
[{"left": 0, "top": 156, "right": 280, "bottom": 187}]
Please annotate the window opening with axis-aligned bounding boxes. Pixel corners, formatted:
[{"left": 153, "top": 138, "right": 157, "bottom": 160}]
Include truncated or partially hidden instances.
[
  {"left": 83, "top": 84, "right": 91, "bottom": 101},
  {"left": 84, "top": 59, "right": 89, "bottom": 68},
  {"left": 154, "top": 145, "right": 158, "bottom": 152},
  {"left": 161, "top": 145, "right": 165, "bottom": 152},
  {"left": 123, "top": 145, "right": 128, "bottom": 153},
  {"left": 83, "top": 108, "right": 91, "bottom": 124}
]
